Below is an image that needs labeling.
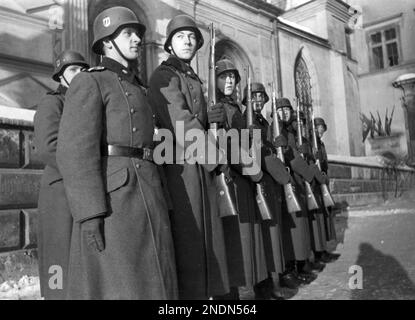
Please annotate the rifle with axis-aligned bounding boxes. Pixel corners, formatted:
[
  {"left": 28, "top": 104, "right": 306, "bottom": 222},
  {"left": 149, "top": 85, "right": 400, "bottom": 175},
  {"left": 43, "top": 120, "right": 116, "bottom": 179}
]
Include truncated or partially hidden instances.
[
  {"left": 309, "top": 107, "right": 335, "bottom": 208},
  {"left": 271, "top": 85, "right": 301, "bottom": 213},
  {"left": 208, "top": 23, "right": 238, "bottom": 218},
  {"left": 246, "top": 66, "right": 272, "bottom": 221},
  {"left": 295, "top": 99, "right": 319, "bottom": 211}
]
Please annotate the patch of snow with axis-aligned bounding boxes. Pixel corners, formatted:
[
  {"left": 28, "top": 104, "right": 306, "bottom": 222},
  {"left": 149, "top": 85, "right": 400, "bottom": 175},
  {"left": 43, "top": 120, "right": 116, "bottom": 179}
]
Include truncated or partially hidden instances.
[{"left": 0, "top": 276, "right": 41, "bottom": 300}]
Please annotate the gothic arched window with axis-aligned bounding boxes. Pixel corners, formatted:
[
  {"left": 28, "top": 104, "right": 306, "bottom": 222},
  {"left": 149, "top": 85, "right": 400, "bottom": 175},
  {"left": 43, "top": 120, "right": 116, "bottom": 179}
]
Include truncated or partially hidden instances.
[
  {"left": 295, "top": 56, "right": 313, "bottom": 136},
  {"left": 295, "top": 57, "right": 312, "bottom": 108}
]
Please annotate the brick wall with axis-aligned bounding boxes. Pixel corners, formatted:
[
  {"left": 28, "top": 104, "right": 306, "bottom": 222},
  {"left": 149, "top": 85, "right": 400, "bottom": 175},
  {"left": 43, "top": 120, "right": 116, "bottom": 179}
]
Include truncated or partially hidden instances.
[{"left": 0, "top": 124, "right": 42, "bottom": 282}]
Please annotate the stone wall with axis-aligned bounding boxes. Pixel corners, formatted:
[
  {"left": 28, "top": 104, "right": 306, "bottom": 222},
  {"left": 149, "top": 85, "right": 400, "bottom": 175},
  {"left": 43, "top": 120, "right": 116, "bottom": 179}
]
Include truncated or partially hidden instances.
[{"left": 329, "top": 162, "right": 414, "bottom": 208}]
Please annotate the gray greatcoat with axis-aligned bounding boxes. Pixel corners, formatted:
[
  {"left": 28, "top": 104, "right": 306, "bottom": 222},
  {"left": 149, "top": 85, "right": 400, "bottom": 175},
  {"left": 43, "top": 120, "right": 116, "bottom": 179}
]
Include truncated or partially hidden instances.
[
  {"left": 56, "top": 57, "right": 178, "bottom": 300},
  {"left": 34, "top": 85, "right": 72, "bottom": 300},
  {"left": 148, "top": 55, "right": 230, "bottom": 299}
]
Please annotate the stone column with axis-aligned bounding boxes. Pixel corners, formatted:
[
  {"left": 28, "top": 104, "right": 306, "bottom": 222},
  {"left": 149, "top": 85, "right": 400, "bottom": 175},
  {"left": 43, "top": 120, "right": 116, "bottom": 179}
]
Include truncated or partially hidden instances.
[
  {"left": 393, "top": 74, "right": 415, "bottom": 164},
  {"left": 64, "top": 0, "right": 90, "bottom": 61}
]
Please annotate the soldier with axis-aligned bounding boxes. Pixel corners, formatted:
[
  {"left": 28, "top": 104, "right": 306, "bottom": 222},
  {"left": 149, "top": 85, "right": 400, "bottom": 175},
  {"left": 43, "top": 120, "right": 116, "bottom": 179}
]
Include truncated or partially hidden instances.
[
  {"left": 148, "top": 15, "right": 230, "bottom": 299},
  {"left": 34, "top": 50, "right": 89, "bottom": 300},
  {"left": 295, "top": 111, "right": 333, "bottom": 265},
  {"left": 242, "top": 82, "right": 306, "bottom": 299},
  {"left": 56, "top": 6, "right": 177, "bottom": 299},
  {"left": 313, "top": 117, "right": 340, "bottom": 261},
  {"left": 213, "top": 60, "right": 269, "bottom": 300},
  {"left": 244, "top": 83, "right": 312, "bottom": 298},
  {"left": 276, "top": 98, "right": 324, "bottom": 287}
]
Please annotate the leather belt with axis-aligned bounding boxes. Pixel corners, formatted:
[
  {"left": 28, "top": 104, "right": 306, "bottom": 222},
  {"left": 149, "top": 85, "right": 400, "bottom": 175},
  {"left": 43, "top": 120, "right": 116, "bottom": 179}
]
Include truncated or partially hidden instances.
[{"left": 105, "top": 145, "right": 153, "bottom": 162}]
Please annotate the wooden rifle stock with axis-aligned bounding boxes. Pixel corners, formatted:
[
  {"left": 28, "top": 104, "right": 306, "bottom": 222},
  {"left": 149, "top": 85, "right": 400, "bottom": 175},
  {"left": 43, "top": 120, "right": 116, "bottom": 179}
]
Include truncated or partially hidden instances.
[
  {"left": 208, "top": 24, "right": 238, "bottom": 218},
  {"left": 296, "top": 99, "right": 319, "bottom": 211},
  {"left": 246, "top": 67, "right": 272, "bottom": 221},
  {"left": 271, "top": 86, "right": 301, "bottom": 213},
  {"left": 310, "top": 107, "right": 335, "bottom": 208}
]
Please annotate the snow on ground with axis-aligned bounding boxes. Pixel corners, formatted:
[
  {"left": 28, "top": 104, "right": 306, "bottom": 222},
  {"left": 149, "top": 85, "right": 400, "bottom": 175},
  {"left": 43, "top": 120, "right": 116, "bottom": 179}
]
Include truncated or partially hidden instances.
[{"left": 0, "top": 275, "right": 41, "bottom": 300}]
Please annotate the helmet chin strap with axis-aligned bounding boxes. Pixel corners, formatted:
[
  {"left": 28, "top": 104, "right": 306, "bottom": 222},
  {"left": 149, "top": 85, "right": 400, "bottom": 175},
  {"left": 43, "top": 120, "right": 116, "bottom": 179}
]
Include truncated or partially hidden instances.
[
  {"left": 61, "top": 75, "right": 70, "bottom": 88},
  {"left": 170, "top": 45, "right": 192, "bottom": 64},
  {"left": 111, "top": 39, "right": 136, "bottom": 64}
]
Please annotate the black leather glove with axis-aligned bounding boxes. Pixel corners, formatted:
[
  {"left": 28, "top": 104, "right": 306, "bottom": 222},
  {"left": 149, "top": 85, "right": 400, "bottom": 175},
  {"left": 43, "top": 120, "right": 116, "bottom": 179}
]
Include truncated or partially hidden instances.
[
  {"left": 249, "top": 169, "right": 263, "bottom": 183},
  {"left": 207, "top": 102, "right": 226, "bottom": 124},
  {"left": 311, "top": 164, "right": 327, "bottom": 185},
  {"left": 217, "top": 163, "right": 229, "bottom": 174},
  {"left": 81, "top": 217, "right": 105, "bottom": 252},
  {"left": 297, "top": 143, "right": 310, "bottom": 155},
  {"left": 273, "top": 134, "right": 288, "bottom": 148},
  {"left": 324, "top": 173, "right": 330, "bottom": 185}
]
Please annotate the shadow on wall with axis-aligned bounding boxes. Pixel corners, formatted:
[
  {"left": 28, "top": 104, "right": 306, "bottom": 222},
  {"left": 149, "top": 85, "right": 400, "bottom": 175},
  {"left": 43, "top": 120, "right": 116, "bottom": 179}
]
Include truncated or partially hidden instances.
[{"left": 351, "top": 243, "right": 415, "bottom": 300}]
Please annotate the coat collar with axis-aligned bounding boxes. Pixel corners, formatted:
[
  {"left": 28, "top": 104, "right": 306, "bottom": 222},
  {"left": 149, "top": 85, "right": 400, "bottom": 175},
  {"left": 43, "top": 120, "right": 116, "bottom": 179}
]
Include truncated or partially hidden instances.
[
  {"left": 101, "top": 57, "right": 144, "bottom": 87},
  {"left": 218, "top": 91, "right": 243, "bottom": 112},
  {"left": 162, "top": 55, "right": 202, "bottom": 84},
  {"left": 255, "top": 112, "right": 269, "bottom": 126}
]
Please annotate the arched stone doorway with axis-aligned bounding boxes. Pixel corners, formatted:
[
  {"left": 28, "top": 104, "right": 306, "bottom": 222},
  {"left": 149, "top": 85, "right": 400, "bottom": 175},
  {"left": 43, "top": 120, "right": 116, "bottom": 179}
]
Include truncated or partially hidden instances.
[
  {"left": 88, "top": 0, "right": 150, "bottom": 83},
  {"left": 215, "top": 39, "right": 252, "bottom": 104}
]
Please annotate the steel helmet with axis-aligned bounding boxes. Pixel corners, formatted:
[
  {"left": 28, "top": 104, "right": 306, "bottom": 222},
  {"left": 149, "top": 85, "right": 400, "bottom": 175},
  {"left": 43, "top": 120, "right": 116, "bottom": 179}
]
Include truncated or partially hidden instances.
[
  {"left": 314, "top": 117, "right": 327, "bottom": 131},
  {"left": 215, "top": 59, "right": 241, "bottom": 84},
  {"left": 52, "top": 50, "right": 89, "bottom": 82},
  {"left": 164, "top": 14, "right": 204, "bottom": 53},
  {"left": 92, "top": 6, "right": 146, "bottom": 55},
  {"left": 242, "top": 82, "right": 270, "bottom": 105},
  {"left": 275, "top": 97, "right": 293, "bottom": 110}
]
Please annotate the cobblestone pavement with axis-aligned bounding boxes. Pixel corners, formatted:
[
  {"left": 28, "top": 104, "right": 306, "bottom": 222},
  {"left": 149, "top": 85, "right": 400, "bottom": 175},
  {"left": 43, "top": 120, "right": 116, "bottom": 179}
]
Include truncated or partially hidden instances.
[{"left": 241, "top": 189, "right": 415, "bottom": 300}]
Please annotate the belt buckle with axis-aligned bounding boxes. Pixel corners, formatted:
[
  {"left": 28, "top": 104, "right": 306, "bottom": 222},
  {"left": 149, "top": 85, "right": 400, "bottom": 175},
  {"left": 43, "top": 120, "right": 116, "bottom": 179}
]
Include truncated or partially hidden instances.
[{"left": 143, "top": 148, "right": 152, "bottom": 161}]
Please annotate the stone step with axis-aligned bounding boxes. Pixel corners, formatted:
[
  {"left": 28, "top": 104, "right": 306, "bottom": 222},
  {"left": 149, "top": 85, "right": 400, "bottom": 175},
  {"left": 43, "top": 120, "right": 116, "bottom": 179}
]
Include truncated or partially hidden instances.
[
  {"left": 330, "top": 178, "right": 405, "bottom": 194},
  {"left": 333, "top": 191, "right": 398, "bottom": 208}
]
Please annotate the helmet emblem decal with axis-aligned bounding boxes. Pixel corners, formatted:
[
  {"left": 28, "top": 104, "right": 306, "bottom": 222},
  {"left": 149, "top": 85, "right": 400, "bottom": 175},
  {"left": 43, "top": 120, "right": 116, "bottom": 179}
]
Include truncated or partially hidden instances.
[{"left": 103, "top": 17, "right": 111, "bottom": 27}]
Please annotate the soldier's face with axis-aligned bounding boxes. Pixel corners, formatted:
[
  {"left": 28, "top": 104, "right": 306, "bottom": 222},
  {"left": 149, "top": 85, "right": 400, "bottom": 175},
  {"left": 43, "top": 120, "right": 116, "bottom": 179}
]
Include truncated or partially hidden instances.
[
  {"left": 170, "top": 30, "right": 197, "bottom": 61},
  {"left": 61, "top": 65, "right": 84, "bottom": 86},
  {"left": 113, "top": 27, "right": 142, "bottom": 60},
  {"left": 317, "top": 125, "right": 326, "bottom": 138},
  {"left": 278, "top": 107, "right": 292, "bottom": 122},
  {"left": 217, "top": 72, "right": 236, "bottom": 96},
  {"left": 252, "top": 92, "right": 265, "bottom": 113}
]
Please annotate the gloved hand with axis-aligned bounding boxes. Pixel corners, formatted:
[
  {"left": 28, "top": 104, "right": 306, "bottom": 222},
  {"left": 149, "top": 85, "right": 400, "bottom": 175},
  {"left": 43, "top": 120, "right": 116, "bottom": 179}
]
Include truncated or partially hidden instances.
[
  {"left": 323, "top": 173, "right": 330, "bottom": 185},
  {"left": 217, "top": 163, "right": 229, "bottom": 174},
  {"left": 249, "top": 169, "right": 263, "bottom": 183},
  {"left": 81, "top": 217, "right": 105, "bottom": 252},
  {"left": 315, "top": 149, "right": 324, "bottom": 161},
  {"left": 297, "top": 143, "right": 310, "bottom": 155},
  {"left": 273, "top": 134, "right": 288, "bottom": 148},
  {"left": 207, "top": 102, "right": 226, "bottom": 124}
]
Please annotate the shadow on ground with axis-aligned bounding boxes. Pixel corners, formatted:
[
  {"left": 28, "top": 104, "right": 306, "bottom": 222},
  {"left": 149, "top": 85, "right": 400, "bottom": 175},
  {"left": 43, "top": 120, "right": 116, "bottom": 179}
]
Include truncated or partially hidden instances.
[{"left": 351, "top": 243, "right": 415, "bottom": 300}]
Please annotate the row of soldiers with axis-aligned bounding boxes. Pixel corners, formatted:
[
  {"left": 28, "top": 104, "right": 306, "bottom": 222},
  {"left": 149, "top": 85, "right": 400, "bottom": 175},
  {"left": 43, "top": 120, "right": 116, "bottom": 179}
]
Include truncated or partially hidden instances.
[{"left": 34, "top": 6, "right": 339, "bottom": 300}]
